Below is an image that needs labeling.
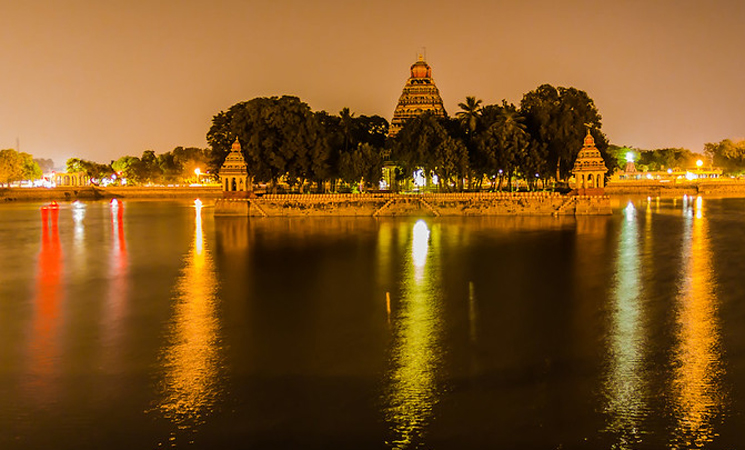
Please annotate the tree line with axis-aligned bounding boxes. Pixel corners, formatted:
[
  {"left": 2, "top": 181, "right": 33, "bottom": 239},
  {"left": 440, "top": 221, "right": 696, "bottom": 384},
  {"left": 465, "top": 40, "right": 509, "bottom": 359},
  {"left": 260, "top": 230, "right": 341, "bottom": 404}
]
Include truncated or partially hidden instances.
[
  {"left": 0, "top": 149, "right": 42, "bottom": 187},
  {"left": 63, "top": 147, "right": 214, "bottom": 185},
  {"left": 705, "top": 139, "right": 745, "bottom": 174},
  {"left": 207, "top": 84, "right": 616, "bottom": 192}
]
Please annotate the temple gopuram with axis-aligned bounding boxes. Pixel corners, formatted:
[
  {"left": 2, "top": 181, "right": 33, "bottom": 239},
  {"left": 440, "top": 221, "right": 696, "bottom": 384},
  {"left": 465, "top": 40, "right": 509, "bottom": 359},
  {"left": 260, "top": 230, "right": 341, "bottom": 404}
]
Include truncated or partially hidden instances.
[{"left": 388, "top": 55, "right": 446, "bottom": 137}]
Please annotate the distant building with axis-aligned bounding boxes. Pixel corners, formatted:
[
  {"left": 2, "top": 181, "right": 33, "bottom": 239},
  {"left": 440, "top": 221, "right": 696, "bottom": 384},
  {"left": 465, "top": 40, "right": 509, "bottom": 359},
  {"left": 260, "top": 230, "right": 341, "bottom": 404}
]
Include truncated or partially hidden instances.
[
  {"left": 54, "top": 171, "right": 89, "bottom": 187},
  {"left": 388, "top": 55, "right": 447, "bottom": 137}
]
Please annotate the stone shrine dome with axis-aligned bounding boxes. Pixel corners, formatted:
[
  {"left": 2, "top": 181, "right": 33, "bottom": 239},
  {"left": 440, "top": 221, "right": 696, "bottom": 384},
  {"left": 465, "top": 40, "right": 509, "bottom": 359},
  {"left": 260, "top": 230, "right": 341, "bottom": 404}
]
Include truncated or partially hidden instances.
[{"left": 410, "top": 56, "right": 432, "bottom": 79}]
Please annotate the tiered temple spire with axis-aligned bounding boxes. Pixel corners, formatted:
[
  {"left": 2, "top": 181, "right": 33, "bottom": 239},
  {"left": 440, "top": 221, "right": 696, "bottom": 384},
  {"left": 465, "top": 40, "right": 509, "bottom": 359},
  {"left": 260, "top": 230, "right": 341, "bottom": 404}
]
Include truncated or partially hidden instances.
[
  {"left": 572, "top": 129, "right": 609, "bottom": 194},
  {"left": 219, "top": 138, "right": 251, "bottom": 195},
  {"left": 389, "top": 55, "right": 446, "bottom": 137}
]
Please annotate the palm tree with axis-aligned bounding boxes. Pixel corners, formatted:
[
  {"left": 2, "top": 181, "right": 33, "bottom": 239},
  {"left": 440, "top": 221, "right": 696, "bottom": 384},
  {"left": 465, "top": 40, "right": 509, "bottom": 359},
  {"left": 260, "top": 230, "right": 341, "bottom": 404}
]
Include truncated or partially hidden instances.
[
  {"left": 456, "top": 96, "right": 483, "bottom": 189},
  {"left": 339, "top": 107, "right": 356, "bottom": 153},
  {"left": 491, "top": 102, "right": 529, "bottom": 191},
  {"left": 456, "top": 96, "right": 483, "bottom": 135}
]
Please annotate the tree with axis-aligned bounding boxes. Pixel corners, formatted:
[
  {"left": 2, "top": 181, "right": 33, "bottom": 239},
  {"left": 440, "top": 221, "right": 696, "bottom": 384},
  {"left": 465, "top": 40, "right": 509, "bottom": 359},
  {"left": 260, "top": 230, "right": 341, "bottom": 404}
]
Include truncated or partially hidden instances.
[
  {"left": 521, "top": 84, "right": 611, "bottom": 181},
  {"left": 317, "top": 108, "right": 389, "bottom": 191},
  {"left": 66, "top": 158, "right": 113, "bottom": 181},
  {"left": 338, "top": 143, "right": 383, "bottom": 191},
  {"left": 456, "top": 96, "right": 483, "bottom": 188},
  {"left": 0, "top": 149, "right": 25, "bottom": 186},
  {"left": 705, "top": 139, "right": 745, "bottom": 174},
  {"left": 208, "top": 96, "right": 330, "bottom": 191},
  {"left": 392, "top": 113, "right": 469, "bottom": 191},
  {"left": 456, "top": 96, "right": 483, "bottom": 136},
  {"left": 139, "top": 150, "right": 161, "bottom": 184},
  {"left": 112, "top": 156, "right": 143, "bottom": 184},
  {"left": 34, "top": 158, "right": 55, "bottom": 173},
  {"left": 476, "top": 102, "right": 531, "bottom": 191},
  {"left": 354, "top": 115, "right": 388, "bottom": 149},
  {"left": 205, "top": 109, "right": 235, "bottom": 173},
  {"left": 20, "top": 153, "right": 42, "bottom": 181}
]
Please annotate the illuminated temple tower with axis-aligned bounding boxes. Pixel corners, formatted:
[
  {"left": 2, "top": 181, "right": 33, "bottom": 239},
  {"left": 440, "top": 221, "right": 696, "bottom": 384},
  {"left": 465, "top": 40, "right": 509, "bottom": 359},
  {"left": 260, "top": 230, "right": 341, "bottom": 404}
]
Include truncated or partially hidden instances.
[
  {"left": 389, "top": 55, "right": 447, "bottom": 137},
  {"left": 219, "top": 138, "right": 251, "bottom": 196},
  {"left": 572, "top": 130, "right": 609, "bottom": 195}
]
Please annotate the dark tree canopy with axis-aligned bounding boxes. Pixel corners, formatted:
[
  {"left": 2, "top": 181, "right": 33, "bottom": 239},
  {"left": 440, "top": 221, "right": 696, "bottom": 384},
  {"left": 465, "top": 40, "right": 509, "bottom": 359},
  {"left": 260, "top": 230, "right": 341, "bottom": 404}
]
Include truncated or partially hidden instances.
[
  {"left": 392, "top": 113, "right": 469, "bottom": 191},
  {"left": 521, "top": 84, "right": 611, "bottom": 181},
  {"left": 705, "top": 139, "right": 745, "bottom": 174},
  {"left": 203, "top": 86, "right": 612, "bottom": 193},
  {"left": 207, "top": 96, "right": 330, "bottom": 188},
  {"left": 66, "top": 158, "right": 113, "bottom": 180}
]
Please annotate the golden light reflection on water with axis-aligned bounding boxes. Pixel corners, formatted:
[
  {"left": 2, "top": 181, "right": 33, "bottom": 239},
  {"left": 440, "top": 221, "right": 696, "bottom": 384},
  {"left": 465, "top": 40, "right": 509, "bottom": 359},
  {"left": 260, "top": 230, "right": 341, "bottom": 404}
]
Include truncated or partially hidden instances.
[
  {"left": 671, "top": 196, "right": 725, "bottom": 448},
  {"left": 157, "top": 200, "right": 222, "bottom": 428},
  {"left": 604, "top": 201, "right": 650, "bottom": 447},
  {"left": 385, "top": 220, "right": 443, "bottom": 449}
]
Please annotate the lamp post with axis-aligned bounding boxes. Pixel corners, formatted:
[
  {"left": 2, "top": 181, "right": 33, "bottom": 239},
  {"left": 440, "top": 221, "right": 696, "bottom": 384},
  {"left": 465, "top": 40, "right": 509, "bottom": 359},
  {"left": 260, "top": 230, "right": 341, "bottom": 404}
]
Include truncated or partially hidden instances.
[{"left": 194, "top": 168, "right": 201, "bottom": 184}]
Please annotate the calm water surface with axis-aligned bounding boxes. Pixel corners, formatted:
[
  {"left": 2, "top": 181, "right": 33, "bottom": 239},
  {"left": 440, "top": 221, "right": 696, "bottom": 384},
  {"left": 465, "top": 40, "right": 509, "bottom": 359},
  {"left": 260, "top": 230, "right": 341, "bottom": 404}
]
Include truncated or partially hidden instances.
[{"left": 1, "top": 197, "right": 745, "bottom": 449}]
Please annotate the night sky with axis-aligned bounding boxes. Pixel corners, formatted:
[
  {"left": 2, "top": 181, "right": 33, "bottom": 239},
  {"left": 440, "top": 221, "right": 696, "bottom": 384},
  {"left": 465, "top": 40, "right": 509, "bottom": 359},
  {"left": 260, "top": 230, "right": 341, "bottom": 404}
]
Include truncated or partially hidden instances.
[{"left": 2, "top": 0, "right": 744, "bottom": 166}]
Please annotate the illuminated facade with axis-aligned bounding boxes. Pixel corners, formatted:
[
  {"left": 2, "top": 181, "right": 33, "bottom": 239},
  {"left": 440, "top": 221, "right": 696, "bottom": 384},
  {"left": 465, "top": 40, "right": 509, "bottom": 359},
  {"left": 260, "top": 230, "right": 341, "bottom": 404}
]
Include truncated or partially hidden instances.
[
  {"left": 54, "top": 171, "right": 89, "bottom": 187},
  {"left": 389, "top": 55, "right": 447, "bottom": 137},
  {"left": 572, "top": 130, "right": 608, "bottom": 194}
]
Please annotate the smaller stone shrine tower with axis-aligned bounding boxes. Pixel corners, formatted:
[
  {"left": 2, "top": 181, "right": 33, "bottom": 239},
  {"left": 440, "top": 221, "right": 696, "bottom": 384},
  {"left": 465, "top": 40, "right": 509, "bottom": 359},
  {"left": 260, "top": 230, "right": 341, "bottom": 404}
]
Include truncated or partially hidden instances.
[
  {"left": 219, "top": 138, "right": 252, "bottom": 197},
  {"left": 572, "top": 130, "right": 608, "bottom": 195}
]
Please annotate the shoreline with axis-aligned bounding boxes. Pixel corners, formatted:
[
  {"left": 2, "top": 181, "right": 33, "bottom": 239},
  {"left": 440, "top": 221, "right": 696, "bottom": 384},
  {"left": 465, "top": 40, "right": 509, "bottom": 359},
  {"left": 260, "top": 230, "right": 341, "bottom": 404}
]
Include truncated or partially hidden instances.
[
  {"left": 0, "top": 186, "right": 223, "bottom": 202},
  {"left": 3, "top": 181, "right": 745, "bottom": 207}
]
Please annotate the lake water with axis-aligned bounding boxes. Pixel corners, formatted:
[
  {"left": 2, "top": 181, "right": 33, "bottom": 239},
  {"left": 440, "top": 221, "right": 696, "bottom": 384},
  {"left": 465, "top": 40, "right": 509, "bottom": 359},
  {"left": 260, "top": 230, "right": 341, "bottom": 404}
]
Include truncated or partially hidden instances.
[{"left": 1, "top": 196, "right": 745, "bottom": 449}]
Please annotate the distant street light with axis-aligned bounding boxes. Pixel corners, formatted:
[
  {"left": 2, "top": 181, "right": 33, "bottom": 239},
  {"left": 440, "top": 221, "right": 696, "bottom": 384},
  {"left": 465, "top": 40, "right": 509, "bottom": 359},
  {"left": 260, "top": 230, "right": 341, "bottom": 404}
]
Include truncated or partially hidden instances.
[{"left": 696, "top": 159, "right": 704, "bottom": 168}]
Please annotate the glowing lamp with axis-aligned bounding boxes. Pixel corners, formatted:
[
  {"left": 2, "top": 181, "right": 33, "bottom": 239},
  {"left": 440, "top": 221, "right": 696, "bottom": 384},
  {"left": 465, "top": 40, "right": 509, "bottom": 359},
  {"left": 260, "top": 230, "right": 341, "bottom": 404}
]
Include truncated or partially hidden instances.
[
  {"left": 696, "top": 159, "right": 703, "bottom": 168},
  {"left": 626, "top": 152, "right": 634, "bottom": 163}
]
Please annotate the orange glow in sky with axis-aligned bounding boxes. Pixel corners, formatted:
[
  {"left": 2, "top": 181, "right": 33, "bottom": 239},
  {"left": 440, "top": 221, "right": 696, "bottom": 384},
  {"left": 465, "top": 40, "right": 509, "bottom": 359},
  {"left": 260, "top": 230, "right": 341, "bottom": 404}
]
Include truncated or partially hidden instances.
[{"left": 2, "top": 1, "right": 745, "bottom": 165}]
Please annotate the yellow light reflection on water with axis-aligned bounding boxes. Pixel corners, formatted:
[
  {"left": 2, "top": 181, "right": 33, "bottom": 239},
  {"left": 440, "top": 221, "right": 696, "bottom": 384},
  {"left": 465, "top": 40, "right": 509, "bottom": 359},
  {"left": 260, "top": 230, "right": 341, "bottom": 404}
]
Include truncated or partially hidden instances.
[
  {"left": 671, "top": 195, "right": 724, "bottom": 448},
  {"left": 411, "top": 220, "right": 429, "bottom": 282},
  {"left": 386, "top": 220, "right": 443, "bottom": 449},
  {"left": 157, "top": 199, "right": 222, "bottom": 428},
  {"left": 604, "top": 200, "right": 650, "bottom": 446}
]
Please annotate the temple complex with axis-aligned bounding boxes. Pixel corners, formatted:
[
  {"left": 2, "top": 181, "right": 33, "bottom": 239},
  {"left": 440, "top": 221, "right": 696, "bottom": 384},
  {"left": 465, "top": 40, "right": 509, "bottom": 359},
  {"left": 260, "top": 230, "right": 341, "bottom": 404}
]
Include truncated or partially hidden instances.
[
  {"left": 571, "top": 130, "right": 609, "bottom": 195},
  {"left": 388, "top": 55, "right": 447, "bottom": 137},
  {"left": 218, "top": 138, "right": 251, "bottom": 197}
]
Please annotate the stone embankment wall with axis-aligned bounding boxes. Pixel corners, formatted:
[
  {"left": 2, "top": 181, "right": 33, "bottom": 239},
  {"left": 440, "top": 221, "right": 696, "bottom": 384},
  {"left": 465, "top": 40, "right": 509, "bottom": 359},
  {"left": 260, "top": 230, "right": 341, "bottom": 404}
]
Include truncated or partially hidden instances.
[
  {"left": 215, "top": 192, "right": 611, "bottom": 217},
  {"left": 605, "top": 180, "right": 745, "bottom": 197},
  {"left": 0, "top": 186, "right": 221, "bottom": 202}
]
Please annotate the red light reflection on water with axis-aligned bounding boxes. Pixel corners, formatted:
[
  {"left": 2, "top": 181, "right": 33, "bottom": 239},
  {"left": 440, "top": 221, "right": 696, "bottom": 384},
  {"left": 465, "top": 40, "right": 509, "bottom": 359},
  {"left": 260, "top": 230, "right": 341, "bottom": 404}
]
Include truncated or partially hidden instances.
[{"left": 26, "top": 203, "right": 64, "bottom": 399}]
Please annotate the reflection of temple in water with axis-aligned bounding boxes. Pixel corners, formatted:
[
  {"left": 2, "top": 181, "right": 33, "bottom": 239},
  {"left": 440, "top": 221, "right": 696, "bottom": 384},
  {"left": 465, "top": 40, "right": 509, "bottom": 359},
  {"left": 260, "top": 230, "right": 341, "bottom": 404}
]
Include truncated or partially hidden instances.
[
  {"left": 215, "top": 217, "right": 250, "bottom": 252},
  {"left": 385, "top": 220, "right": 444, "bottom": 449}
]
